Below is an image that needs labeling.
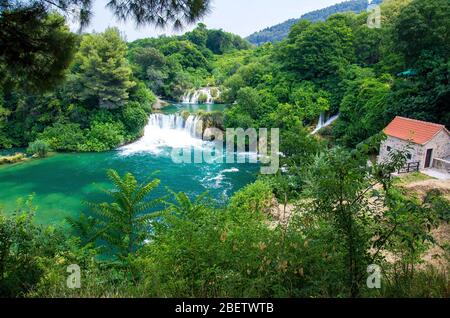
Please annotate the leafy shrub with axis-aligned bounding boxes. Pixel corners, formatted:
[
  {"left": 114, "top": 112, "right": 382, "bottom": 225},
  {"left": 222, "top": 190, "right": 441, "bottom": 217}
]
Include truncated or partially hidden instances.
[
  {"left": 0, "top": 197, "right": 68, "bottom": 297},
  {"left": 82, "top": 122, "right": 125, "bottom": 152},
  {"left": 89, "top": 109, "right": 116, "bottom": 124},
  {"left": 121, "top": 102, "right": 148, "bottom": 135},
  {"left": 27, "top": 140, "right": 51, "bottom": 158},
  {"left": 129, "top": 82, "right": 156, "bottom": 113},
  {"left": 197, "top": 92, "right": 208, "bottom": 104},
  {"left": 39, "top": 123, "right": 86, "bottom": 152}
]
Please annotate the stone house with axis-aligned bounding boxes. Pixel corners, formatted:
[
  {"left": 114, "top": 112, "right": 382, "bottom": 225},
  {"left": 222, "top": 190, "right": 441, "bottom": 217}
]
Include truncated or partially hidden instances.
[{"left": 378, "top": 117, "right": 450, "bottom": 172}]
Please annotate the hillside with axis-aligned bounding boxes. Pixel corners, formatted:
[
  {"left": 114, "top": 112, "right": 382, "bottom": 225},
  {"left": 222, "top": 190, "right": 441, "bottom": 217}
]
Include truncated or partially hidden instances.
[{"left": 246, "top": 0, "right": 375, "bottom": 45}]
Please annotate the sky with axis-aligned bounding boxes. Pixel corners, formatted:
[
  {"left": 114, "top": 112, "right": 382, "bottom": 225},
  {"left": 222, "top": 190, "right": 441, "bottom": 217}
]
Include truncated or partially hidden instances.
[{"left": 78, "top": 0, "right": 345, "bottom": 41}]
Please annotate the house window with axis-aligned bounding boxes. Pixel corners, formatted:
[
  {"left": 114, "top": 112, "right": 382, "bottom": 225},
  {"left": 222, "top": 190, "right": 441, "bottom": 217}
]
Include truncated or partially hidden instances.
[
  {"left": 387, "top": 146, "right": 392, "bottom": 152},
  {"left": 407, "top": 154, "right": 412, "bottom": 160}
]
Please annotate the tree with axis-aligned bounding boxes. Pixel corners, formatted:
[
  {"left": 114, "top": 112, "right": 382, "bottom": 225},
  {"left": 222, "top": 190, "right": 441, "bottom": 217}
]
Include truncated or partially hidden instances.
[
  {"left": 159, "top": 40, "right": 208, "bottom": 69},
  {"left": 27, "top": 139, "right": 51, "bottom": 158},
  {"left": 0, "top": 97, "right": 12, "bottom": 148},
  {"left": 1, "top": 0, "right": 211, "bottom": 91},
  {"left": 186, "top": 23, "right": 209, "bottom": 47},
  {"left": 106, "top": 0, "right": 211, "bottom": 30},
  {"left": 235, "top": 87, "right": 274, "bottom": 122},
  {"left": 334, "top": 69, "right": 392, "bottom": 147},
  {"left": 301, "top": 147, "right": 388, "bottom": 297},
  {"left": 85, "top": 170, "right": 162, "bottom": 260},
  {"left": 290, "top": 82, "right": 330, "bottom": 121},
  {"left": 0, "top": 9, "right": 76, "bottom": 91},
  {"left": 392, "top": 0, "right": 450, "bottom": 66},
  {"left": 129, "top": 46, "right": 166, "bottom": 81},
  {"left": 72, "top": 28, "right": 136, "bottom": 109},
  {"left": 386, "top": 57, "right": 450, "bottom": 128},
  {"left": 0, "top": 197, "right": 68, "bottom": 297},
  {"left": 282, "top": 14, "right": 355, "bottom": 81}
]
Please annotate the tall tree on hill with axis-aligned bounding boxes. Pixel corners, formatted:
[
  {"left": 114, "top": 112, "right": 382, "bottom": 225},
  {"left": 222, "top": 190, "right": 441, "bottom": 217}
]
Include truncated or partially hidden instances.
[{"left": 71, "top": 28, "right": 135, "bottom": 109}]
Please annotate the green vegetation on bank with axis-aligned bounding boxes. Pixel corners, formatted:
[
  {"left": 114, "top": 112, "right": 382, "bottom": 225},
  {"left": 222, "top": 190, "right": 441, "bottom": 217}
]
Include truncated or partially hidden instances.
[
  {"left": 0, "top": 28, "right": 155, "bottom": 152},
  {"left": 1, "top": 144, "right": 448, "bottom": 298}
]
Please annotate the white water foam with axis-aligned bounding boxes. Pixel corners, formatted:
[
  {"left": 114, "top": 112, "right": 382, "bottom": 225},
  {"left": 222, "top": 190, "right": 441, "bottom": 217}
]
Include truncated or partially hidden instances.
[
  {"left": 182, "top": 87, "right": 219, "bottom": 104},
  {"left": 119, "top": 113, "right": 206, "bottom": 156}
]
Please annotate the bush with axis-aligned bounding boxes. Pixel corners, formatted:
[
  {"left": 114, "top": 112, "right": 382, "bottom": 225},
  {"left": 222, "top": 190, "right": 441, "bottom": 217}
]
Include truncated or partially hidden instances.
[
  {"left": 82, "top": 122, "right": 125, "bottom": 152},
  {"left": 27, "top": 140, "right": 51, "bottom": 158},
  {"left": 130, "top": 82, "right": 156, "bottom": 113},
  {"left": 197, "top": 92, "right": 208, "bottom": 104},
  {"left": 39, "top": 123, "right": 86, "bottom": 152},
  {"left": 121, "top": 102, "right": 148, "bottom": 135},
  {"left": 0, "top": 198, "right": 68, "bottom": 297}
]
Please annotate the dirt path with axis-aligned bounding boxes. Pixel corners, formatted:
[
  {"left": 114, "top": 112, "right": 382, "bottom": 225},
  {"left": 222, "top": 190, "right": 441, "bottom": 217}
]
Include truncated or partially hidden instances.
[{"left": 400, "top": 179, "right": 450, "bottom": 200}]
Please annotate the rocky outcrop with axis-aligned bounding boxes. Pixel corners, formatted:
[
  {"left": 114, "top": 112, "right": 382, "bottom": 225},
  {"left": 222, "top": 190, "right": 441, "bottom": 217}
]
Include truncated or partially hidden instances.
[
  {"left": 198, "top": 111, "right": 224, "bottom": 141},
  {"left": 152, "top": 97, "right": 169, "bottom": 110}
]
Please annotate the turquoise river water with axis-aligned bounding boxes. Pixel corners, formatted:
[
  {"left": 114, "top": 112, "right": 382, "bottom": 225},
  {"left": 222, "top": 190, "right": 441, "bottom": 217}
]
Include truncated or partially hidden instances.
[{"left": 0, "top": 104, "right": 259, "bottom": 225}]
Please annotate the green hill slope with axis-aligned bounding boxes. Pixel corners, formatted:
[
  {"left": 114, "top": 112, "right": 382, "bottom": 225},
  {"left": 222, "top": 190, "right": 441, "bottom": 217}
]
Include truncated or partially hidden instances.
[{"left": 246, "top": 0, "right": 376, "bottom": 45}]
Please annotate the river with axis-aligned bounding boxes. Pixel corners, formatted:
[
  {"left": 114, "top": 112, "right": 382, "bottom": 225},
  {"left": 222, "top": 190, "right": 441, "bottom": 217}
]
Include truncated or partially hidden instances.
[{"left": 0, "top": 103, "right": 258, "bottom": 225}]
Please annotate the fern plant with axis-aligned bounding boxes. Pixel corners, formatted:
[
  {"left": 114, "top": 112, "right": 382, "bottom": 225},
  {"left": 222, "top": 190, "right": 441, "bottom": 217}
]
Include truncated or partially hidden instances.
[{"left": 71, "top": 169, "right": 164, "bottom": 260}]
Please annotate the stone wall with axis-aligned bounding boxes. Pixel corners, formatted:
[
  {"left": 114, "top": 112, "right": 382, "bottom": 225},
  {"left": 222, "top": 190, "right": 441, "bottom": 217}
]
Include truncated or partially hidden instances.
[
  {"left": 425, "top": 130, "right": 450, "bottom": 161},
  {"left": 433, "top": 158, "right": 450, "bottom": 173},
  {"left": 378, "top": 136, "right": 423, "bottom": 167}
]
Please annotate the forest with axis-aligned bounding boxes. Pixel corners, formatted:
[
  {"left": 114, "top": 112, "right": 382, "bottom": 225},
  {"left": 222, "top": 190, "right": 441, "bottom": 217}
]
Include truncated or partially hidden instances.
[
  {"left": 246, "top": 0, "right": 377, "bottom": 45},
  {"left": 0, "top": 0, "right": 449, "bottom": 298}
]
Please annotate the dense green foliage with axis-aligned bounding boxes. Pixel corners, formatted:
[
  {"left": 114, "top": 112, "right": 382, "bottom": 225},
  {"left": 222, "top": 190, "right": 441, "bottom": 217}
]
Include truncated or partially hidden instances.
[
  {"left": 128, "top": 23, "right": 251, "bottom": 100},
  {"left": 0, "top": 0, "right": 211, "bottom": 91},
  {"left": 222, "top": 0, "right": 449, "bottom": 149},
  {"left": 0, "top": 9, "right": 77, "bottom": 91},
  {"left": 246, "top": 0, "right": 370, "bottom": 45},
  {"left": 0, "top": 0, "right": 449, "bottom": 300},
  {"left": 0, "top": 28, "right": 155, "bottom": 151},
  {"left": 26, "top": 140, "right": 51, "bottom": 158},
  {"left": 1, "top": 144, "right": 448, "bottom": 298}
]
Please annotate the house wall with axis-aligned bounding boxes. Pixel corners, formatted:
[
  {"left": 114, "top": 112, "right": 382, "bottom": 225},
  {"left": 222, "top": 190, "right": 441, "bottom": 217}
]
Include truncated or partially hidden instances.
[
  {"left": 378, "top": 130, "right": 450, "bottom": 170},
  {"left": 424, "top": 130, "right": 450, "bottom": 160},
  {"left": 378, "top": 136, "right": 423, "bottom": 167}
]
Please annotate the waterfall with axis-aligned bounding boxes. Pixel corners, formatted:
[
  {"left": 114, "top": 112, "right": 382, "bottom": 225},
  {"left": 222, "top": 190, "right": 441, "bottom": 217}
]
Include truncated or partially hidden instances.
[
  {"left": 182, "top": 87, "right": 219, "bottom": 104},
  {"left": 311, "top": 112, "right": 340, "bottom": 135},
  {"left": 119, "top": 113, "right": 205, "bottom": 155}
]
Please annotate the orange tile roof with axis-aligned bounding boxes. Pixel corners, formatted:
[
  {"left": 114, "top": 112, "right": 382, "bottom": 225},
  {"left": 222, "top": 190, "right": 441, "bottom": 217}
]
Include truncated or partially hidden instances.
[{"left": 384, "top": 116, "right": 449, "bottom": 145}]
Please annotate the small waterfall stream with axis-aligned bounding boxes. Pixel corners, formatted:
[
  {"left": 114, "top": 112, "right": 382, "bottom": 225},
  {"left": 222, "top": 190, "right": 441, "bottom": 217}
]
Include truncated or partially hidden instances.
[
  {"left": 182, "top": 87, "right": 220, "bottom": 104},
  {"left": 311, "top": 112, "right": 340, "bottom": 135}
]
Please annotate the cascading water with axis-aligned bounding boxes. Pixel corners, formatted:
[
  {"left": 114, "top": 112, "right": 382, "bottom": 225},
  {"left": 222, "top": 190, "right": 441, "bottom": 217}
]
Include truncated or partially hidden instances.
[
  {"left": 182, "top": 87, "right": 219, "bottom": 104},
  {"left": 311, "top": 112, "right": 340, "bottom": 135},
  {"left": 120, "top": 113, "right": 205, "bottom": 156}
]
